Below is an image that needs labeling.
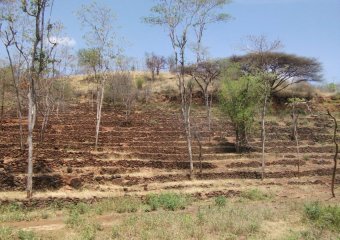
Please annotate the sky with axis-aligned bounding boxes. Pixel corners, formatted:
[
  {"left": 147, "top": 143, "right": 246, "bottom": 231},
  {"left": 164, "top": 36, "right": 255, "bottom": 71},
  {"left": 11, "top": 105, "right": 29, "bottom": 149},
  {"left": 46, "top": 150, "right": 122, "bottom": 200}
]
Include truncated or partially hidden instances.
[{"left": 4, "top": 0, "right": 340, "bottom": 83}]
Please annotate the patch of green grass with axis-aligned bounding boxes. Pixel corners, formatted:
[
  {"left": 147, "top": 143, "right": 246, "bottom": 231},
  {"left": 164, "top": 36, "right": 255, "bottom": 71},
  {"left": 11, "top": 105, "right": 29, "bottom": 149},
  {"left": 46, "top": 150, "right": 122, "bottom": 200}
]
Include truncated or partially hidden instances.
[
  {"left": 17, "top": 230, "right": 38, "bottom": 240},
  {"left": 240, "top": 189, "right": 272, "bottom": 201},
  {"left": 0, "top": 226, "right": 14, "bottom": 240},
  {"left": 304, "top": 202, "right": 340, "bottom": 232},
  {"left": 0, "top": 203, "right": 39, "bottom": 223},
  {"left": 146, "top": 193, "right": 189, "bottom": 211},
  {"left": 108, "top": 202, "right": 273, "bottom": 239},
  {"left": 215, "top": 196, "right": 227, "bottom": 207}
]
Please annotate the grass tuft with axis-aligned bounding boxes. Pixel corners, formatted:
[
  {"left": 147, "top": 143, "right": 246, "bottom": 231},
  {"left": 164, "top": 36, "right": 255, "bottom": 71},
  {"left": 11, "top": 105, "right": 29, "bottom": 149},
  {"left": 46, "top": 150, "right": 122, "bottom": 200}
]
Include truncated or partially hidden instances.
[{"left": 146, "top": 192, "right": 189, "bottom": 211}]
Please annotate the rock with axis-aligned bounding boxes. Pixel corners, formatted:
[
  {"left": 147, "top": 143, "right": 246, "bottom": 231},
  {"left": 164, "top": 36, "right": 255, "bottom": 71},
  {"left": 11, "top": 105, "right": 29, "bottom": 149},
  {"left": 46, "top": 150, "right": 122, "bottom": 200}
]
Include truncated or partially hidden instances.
[
  {"left": 67, "top": 167, "right": 73, "bottom": 173},
  {"left": 69, "top": 178, "right": 82, "bottom": 189}
]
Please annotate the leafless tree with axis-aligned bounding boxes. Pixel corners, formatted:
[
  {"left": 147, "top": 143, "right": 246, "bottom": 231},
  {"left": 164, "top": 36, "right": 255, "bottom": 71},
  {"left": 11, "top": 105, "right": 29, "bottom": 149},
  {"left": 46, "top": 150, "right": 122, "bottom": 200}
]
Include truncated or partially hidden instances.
[
  {"left": 11, "top": 0, "right": 58, "bottom": 198},
  {"left": 0, "top": 0, "right": 26, "bottom": 150},
  {"left": 185, "top": 60, "right": 222, "bottom": 133},
  {"left": 145, "top": 52, "right": 166, "bottom": 81},
  {"left": 327, "top": 109, "right": 338, "bottom": 198},
  {"left": 145, "top": 0, "right": 230, "bottom": 179},
  {"left": 77, "top": 1, "right": 120, "bottom": 150}
]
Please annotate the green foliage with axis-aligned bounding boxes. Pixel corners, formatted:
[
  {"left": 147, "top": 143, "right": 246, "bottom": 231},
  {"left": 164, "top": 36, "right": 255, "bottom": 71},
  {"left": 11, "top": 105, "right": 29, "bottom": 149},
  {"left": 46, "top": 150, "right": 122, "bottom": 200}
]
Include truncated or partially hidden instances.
[
  {"left": 135, "top": 76, "right": 145, "bottom": 90},
  {"left": 215, "top": 196, "right": 227, "bottom": 207},
  {"left": 240, "top": 189, "right": 271, "bottom": 201},
  {"left": 146, "top": 193, "right": 189, "bottom": 211},
  {"left": 17, "top": 230, "right": 37, "bottom": 240},
  {"left": 219, "top": 64, "right": 263, "bottom": 151},
  {"left": 0, "top": 203, "right": 31, "bottom": 222},
  {"left": 304, "top": 202, "right": 340, "bottom": 232},
  {"left": 77, "top": 48, "right": 102, "bottom": 71},
  {"left": 0, "top": 226, "right": 14, "bottom": 240}
]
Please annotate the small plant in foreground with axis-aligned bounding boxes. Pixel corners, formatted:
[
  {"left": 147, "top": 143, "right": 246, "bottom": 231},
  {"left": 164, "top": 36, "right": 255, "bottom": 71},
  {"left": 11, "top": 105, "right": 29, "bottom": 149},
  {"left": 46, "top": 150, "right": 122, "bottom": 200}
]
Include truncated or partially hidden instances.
[
  {"left": 304, "top": 202, "right": 340, "bottom": 232},
  {"left": 240, "top": 189, "right": 271, "bottom": 201},
  {"left": 0, "top": 226, "right": 14, "bottom": 240},
  {"left": 17, "top": 230, "right": 37, "bottom": 240},
  {"left": 146, "top": 193, "right": 188, "bottom": 211},
  {"left": 215, "top": 196, "right": 227, "bottom": 207}
]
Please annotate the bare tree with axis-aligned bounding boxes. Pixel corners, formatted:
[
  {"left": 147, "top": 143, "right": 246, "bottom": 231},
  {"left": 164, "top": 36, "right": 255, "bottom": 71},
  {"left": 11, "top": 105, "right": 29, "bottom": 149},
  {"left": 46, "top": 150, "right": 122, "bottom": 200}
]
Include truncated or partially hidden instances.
[
  {"left": 13, "top": 0, "right": 58, "bottom": 198},
  {"left": 327, "top": 109, "right": 338, "bottom": 198},
  {"left": 145, "top": 0, "right": 230, "bottom": 179},
  {"left": 185, "top": 60, "right": 222, "bottom": 132},
  {"left": 77, "top": 1, "right": 120, "bottom": 150},
  {"left": 0, "top": 0, "right": 26, "bottom": 150},
  {"left": 145, "top": 52, "right": 166, "bottom": 81},
  {"left": 192, "top": 0, "right": 231, "bottom": 63}
]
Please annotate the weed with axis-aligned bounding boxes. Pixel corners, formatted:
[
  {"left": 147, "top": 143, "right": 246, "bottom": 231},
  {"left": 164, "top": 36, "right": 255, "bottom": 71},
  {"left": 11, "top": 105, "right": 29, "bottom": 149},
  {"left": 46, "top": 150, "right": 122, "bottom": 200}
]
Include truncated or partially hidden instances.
[
  {"left": 0, "top": 226, "right": 14, "bottom": 240},
  {"left": 65, "top": 210, "right": 84, "bottom": 229},
  {"left": 146, "top": 193, "right": 188, "bottom": 211},
  {"left": 111, "top": 226, "right": 120, "bottom": 239},
  {"left": 17, "top": 230, "right": 37, "bottom": 240},
  {"left": 304, "top": 202, "right": 340, "bottom": 232},
  {"left": 79, "top": 223, "right": 97, "bottom": 240},
  {"left": 240, "top": 189, "right": 271, "bottom": 201},
  {"left": 215, "top": 196, "right": 227, "bottom": 207},
  {"left": 135, "top": 77, "right": 145, "bottom": 90}
]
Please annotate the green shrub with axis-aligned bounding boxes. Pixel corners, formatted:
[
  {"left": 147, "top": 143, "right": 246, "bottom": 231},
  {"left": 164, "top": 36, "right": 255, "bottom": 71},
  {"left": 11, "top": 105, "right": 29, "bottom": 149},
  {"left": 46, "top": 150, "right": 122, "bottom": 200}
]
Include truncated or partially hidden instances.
[
  {"left": 135, "top": 77, "right": 145, "bottom": 90},
  {"left": 240, "top": 189, "right": 271, "bottom": 201},
  {"left": 146, "top": 193, "right": 188, "bottom": 211},
  {"left": 304, "top": 202, "right": 340, "bottom": 232},
  {"left": 215, "top": 196, "right": 227, "bottom": 207},
  {"left": 17, "top": 230, "right": 37, "bottom": 240}
]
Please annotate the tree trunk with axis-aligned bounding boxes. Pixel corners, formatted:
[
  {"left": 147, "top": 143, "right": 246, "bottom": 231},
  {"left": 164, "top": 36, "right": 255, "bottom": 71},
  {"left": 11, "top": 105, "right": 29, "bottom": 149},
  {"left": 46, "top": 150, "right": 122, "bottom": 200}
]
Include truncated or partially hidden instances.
[
  {"left": 205, "top": 92, "right": 212, "bottom": 133},
  {"left": 184, "top": 108, "right": 194, "bottom": 178},
  {"left": 292, "top": 111, "right": 300, "bottom": 177},
  {"left": 261, "top": 92, "right": 268, "bottom": 180},
  {"left": 327, "top": 110, "right": 338, "bottom": 198},
  {"left": 95, "top": 81, "right": 105, "bottom": 150},
  {"left": 0, "top": 78, "right": 5, "bottom": 130},
  {"left": 27, "top": 84, "right": 36, "bottom": 199}
]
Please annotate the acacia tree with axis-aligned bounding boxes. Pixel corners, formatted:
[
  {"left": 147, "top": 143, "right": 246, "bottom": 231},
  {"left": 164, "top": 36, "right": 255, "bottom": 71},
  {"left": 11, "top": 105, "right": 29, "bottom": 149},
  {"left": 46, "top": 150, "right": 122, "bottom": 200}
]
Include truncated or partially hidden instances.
[
  {"left": 77, "top": 1, "right": 119, "bottom": 150},
  {"left": 232, "top": 36, "right": 322, "bottom": 179},
  {"left": 145, "top": 0, "right": 230, "bottom": 179}
]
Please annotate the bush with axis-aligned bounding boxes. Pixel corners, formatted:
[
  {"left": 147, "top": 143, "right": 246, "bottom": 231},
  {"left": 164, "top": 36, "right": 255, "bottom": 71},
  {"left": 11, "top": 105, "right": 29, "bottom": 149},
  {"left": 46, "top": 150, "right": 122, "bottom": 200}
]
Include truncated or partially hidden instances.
[
  {"left": 146, "top": 193, "right": 188, "bottom": 211},
  {"left": 215, "top": 196, "right": 227, "bottom": 207},
  {"left": 304, "top": 202, "right": 340, "bottom": 232}
]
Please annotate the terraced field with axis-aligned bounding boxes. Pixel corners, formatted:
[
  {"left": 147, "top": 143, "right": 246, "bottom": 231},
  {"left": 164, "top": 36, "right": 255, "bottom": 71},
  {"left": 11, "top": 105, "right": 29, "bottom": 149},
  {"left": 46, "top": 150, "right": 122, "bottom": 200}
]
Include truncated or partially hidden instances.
[{"left": 0, "top": 100, "right": 339, "bottom": 202}]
